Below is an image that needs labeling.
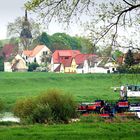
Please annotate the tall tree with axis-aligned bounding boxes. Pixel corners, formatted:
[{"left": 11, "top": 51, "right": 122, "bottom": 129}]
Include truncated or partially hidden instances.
[
  {"left": 124, "top": 49, "right": 135, "bottom": 66},
  {"left": 76, "top": 37, "right": 96, "bottom": 53},
  {"left": 25, "top": 0, "right": 140, "bottom": 50},
  {"left": 37, "top": 32, "right": 51, "bottom": 48}
]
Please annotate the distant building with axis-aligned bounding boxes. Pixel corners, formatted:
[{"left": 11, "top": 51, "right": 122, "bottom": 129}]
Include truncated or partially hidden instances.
[
  {"left": 51, "top": 50, "right": 81, "bottom": 72},
  {"left": 22, "top": 45, "right": 51, "bottom": 65},
  {"left": 75, "top": 54, "right": 98, "bottom": 73},
  {"left": 4, "top": 54, "right": 28, "bottom": 72},
  {"left": 93, "top": 57, "right": 118, "bottom": 73}
]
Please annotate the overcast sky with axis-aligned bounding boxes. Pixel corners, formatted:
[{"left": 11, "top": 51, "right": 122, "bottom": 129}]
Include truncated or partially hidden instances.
[
  {"left": 0, "top": 0, "right": 84, "bottom": 40},
  {"left": 0, "top": 0, "right": 26, "bottom": 39}
]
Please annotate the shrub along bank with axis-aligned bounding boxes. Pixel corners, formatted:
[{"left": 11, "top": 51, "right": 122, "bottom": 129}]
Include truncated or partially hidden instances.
[{"left": 13, "top": 89, "right": 77, "bottom": 124}]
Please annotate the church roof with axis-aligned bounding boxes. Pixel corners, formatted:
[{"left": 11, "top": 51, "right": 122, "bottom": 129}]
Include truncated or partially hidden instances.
[{"left": 20, "top": 29, "right": 32, "bottom": 38}]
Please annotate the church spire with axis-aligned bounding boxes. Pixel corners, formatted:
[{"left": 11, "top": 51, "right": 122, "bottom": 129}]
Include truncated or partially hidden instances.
[
  {"left": 25, "top": 9, "right": 28, "bottom": 21},
  {"left": 20, "top": 9, "right": 32, "bottom": 50}
]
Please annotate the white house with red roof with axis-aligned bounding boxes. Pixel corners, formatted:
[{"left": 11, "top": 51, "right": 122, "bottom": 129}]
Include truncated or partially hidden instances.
[
  {"left": 75, "top": 54, "right": 99, "bottom": 73},
  {"left": 51, "top": 50, "right": 81, "bottom": 72},
  {"left": 22, "top": 45, "right": 51, "bottom": 65}
]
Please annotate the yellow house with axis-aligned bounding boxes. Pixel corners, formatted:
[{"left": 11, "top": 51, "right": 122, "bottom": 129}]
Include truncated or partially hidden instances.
[{"left": 64, "top": 58, "right": 77, "bottom": 73}]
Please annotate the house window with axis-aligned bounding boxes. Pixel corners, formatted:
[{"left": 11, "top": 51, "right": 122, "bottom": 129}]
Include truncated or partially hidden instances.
[
  {"left": 65, "top": 57, "right": 69, "bottom": 59},
  {"left": 43, "top": 51, "right": 48, "bottom": 55}
]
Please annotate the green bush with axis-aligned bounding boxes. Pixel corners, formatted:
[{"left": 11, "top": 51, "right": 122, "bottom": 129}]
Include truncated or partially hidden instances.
[
  {"left": 129, "top": 65, "right": 140, "bottom": 73},
  {"left": 13, "top": 98, "right": 36, "bottom": 123},
  {"left": 31, "top": 103, "right": 52, "bottom": 123},
  {"left": 13, "top": 89, "right": 77, "bottom": 124},
  {"left": 38, "top": 90, "right": 77, "bottom": 123},
  {"left": 28, "top": 62, "right": 39, "bottom": 71},
  {"left": 117, "top": 65, "right": 140, "bottom": 74}
]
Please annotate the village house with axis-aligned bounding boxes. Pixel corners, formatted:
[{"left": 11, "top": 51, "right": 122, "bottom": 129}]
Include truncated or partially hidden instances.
[
  {"left": 62, "top": 58, "right": 77, "bottom": 73},
  {"left": 22, "top": 45, "right": 51, "bottom": 65},
  {"left": 51, "top": 50, "right": 117, "bottom": 74},
  {"left": 92, "top": 57, "right": 118, "bottom": 73},
  {"left": 75, "top": 54, "right": 99, "bottom": 73},
  {"left": 4, "top": 54, "right": 28, "bottom": 72},
  {"left": 51, "top": 50, "right": 81, "bottom": 72},
  {"left": 0, "top": 44, "right": 27, "bottom": 72}
]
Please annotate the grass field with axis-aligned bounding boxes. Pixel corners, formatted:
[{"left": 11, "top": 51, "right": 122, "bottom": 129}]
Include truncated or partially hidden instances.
[
  {"left": 0, "top": 122, "right": 140, "bottom": 140},
  {"left": 0, "top": 72, "right": 140, "bottom": 110}
]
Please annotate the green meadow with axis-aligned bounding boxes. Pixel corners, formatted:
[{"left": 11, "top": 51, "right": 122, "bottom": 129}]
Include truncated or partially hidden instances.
[
  {"left": 0, "top": 72, "right": 140, "bottom": 140},
  {"left": 0, "top": 122, "right": 140, "bottom": 140},
  {"left": 0, "top": 72, "right": 140, "bottom": 110}
]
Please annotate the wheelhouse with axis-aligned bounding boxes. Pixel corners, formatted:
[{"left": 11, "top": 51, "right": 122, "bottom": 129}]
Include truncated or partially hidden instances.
[{"left": 127, "top": 85, "right": 140, "bottom": 97}]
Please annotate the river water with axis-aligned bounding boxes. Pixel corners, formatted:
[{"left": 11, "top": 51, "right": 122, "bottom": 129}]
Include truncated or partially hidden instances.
[{"left": 0, "top": 112, "right": 20, "bottom": 123}]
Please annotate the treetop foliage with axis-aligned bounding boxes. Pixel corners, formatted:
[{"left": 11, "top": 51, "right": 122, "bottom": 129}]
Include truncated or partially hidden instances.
[{"left": 35, "top": 32, "right": 95, "bottom": 53}]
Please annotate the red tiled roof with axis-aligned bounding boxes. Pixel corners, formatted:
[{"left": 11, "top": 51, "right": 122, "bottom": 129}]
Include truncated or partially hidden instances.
[
  {"left": 31, "top": 45, "right": 45, "bottom": 57},
  {"left": 61, "top": 57, "right": 73, "bottom": 67},
  {"left": 75, "top": 54, "right": 97, "bottom": 65},
  {"left": 58, "top": 51, "right": 72, "bottom": 56},
  {"left": 52, "top": 50, "right": 81, "bottom": 63},
  {"left": 23, "top": 50, "right": 32, "bottom": 56},
  {"left": 57, "top": 50, "right": 81, "bottom": 57},
  {"left": 0, "top": 44, "right": 16, "bottom": 59},
  {"left": 23, "top": 45, "right": 45, "bottom": 57}
]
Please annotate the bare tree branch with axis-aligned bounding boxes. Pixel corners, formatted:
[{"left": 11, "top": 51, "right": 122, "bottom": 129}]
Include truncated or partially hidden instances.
[{"left": 123, "top": 0, "right": 134, "bottom": 7}]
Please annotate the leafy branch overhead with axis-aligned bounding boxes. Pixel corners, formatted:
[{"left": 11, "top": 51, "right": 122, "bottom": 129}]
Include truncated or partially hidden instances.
[{"left": 25, "top": 0, "right": 140, "bottom": 49}]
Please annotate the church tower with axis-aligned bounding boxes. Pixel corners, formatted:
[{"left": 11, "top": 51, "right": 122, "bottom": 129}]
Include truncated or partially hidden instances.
[{"left": 19, "top": 10, "right": 32, "bottom": 51}]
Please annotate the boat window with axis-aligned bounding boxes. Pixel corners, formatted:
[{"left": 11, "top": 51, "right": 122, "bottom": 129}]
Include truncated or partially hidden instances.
[{"left": 127, "top": 85, "right": 140, "bottom": 91}]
